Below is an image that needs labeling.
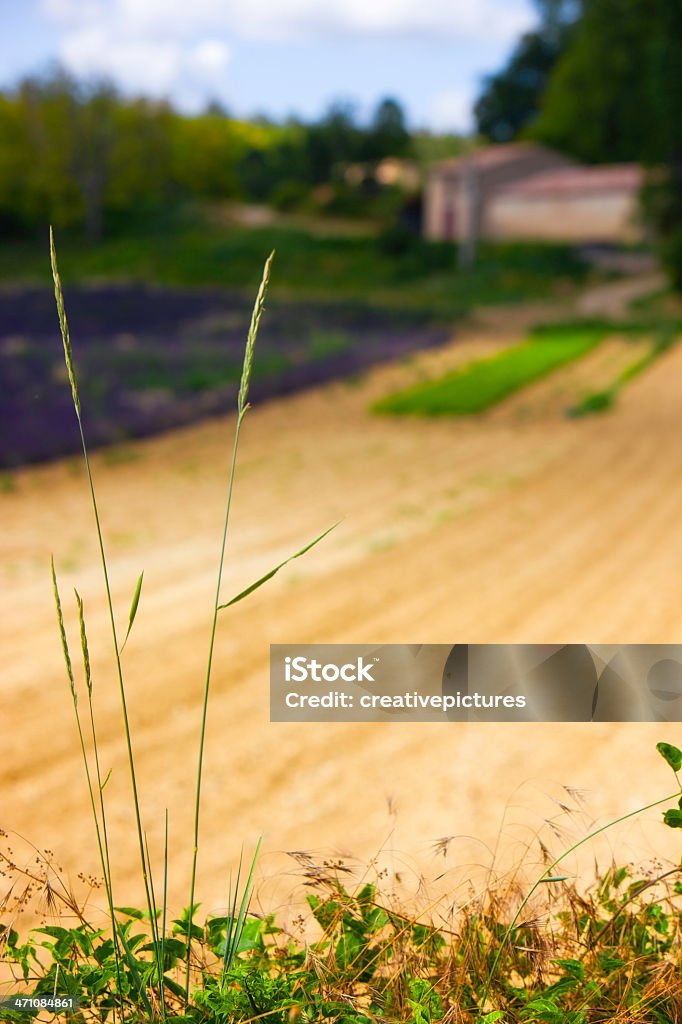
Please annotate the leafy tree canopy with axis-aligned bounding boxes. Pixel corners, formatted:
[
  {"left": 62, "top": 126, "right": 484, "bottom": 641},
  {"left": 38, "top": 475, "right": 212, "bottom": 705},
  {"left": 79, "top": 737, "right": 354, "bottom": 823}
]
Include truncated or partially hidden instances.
[{"left": 474, "top": 0, "right": 582, "bottom": 142}]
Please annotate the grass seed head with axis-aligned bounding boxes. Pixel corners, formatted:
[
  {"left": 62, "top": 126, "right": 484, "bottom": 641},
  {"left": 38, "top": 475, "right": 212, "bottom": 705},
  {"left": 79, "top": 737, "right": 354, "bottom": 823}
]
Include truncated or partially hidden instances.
[
  {"left": 238, "top": 250, "right": 274, "bottom": 416},
  {"left": 50, "top": 555, "right": 76, "bottom": 701},
  {"left": 49, "top": 227, "right": 80, "bottom": 416},
  {"left": 74, "top": 590, "right": 92, "bottom": 696}
]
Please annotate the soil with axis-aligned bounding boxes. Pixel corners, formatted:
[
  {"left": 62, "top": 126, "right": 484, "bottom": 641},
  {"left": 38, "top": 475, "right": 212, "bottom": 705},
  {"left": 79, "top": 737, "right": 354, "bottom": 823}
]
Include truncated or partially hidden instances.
[{"left": 2, "top": 272, "right": 681, "bottom": 926}]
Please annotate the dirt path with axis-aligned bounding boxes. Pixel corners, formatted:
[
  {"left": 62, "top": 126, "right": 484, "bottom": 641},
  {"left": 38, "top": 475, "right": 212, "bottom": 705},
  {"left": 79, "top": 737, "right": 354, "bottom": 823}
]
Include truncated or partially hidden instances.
[
  {"left": 576, "top": 270, "right": 664, "bottom": 317},
  {"left": 3, "top": 277, "right": 682, "bottom": 923}
]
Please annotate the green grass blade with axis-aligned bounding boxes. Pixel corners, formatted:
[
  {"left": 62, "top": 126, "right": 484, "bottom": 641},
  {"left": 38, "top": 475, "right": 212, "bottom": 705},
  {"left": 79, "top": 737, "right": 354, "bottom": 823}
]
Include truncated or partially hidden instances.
[
  {"left": 218, "top": 523, "right": 339, "bottom": 609},
  {"left": 161, "top": 809, "right": 169, "bottom": 1013},
  {"left": 116, "top": 919, "right": 153, "bottom": 1017},
  {"left": 222, "top": 860, "right": 241, "bottom": 981},
  {"left": 143, "top": 830, "right": 163, "bottom": 1014},
  {"left": 121, "top": 571, "right": 144, "bottom": 652},
  {"left": 222, "top": 837, "right": 262, "bottom": 980}
]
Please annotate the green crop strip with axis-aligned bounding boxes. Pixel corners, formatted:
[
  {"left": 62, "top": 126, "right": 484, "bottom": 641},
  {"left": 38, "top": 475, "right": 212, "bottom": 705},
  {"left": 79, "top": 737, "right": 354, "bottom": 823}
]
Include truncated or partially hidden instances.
[{"left": 374, "top": 327, "right": 606, "bottom": 416}]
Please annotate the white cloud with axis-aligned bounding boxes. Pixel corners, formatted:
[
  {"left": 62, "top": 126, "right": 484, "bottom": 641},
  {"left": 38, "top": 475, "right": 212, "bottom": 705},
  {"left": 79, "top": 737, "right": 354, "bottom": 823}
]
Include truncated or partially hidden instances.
[
  {"left": 53, "top": 10, "right": 233, "bottom": 106},
  {"left": 39, "top": 0, "right": 535, "bottom": 114},
  {"left": 42, "top": 0, "right": 536, "bottom": 44},
  {"left": 188, "top": 40, "right": 231, "bottom": 77},
  {"left": 61, "top": 27, "right": 183, "bottom": 93},
  {"left": 430, "top": 89, "right": 474, "bottom": 133}
]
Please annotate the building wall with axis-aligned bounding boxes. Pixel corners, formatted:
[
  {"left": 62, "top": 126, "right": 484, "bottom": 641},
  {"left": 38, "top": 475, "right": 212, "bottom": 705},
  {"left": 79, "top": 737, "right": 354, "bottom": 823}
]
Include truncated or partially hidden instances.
[
  {"left": 487, "top": 190, "right": 641, "bottom": 243},
  {"left": 424, "top": 173, "right": 459, "bottom": 240},
  {"left": 424, "top": 147, "right": 577, "bottom": 242}
]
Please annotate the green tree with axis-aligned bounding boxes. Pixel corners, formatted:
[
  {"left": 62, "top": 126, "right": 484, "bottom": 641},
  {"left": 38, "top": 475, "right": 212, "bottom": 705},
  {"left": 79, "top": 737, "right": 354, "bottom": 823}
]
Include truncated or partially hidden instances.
[
  {"left": 475, "top": 32, "right": 566, "bottom": 142},
  {"left": 74, "top": 82, "right": 119, "bottom": 240},
  {"left": 0, "top": 93, "right": 34, "bottom": 232},
  {"left": 170, "top": 111, "right": 241, "bottom": 200},
  {"left": 533, "top": 0, "right": 682, "bottom": 287},
  {"left": 106, "top": 98, "right": 175, "bottom": 221},
  {"left": 474, "top": 1, "right": 581, "bottom": 142},
  {"left": 0, "top": 69, "right": 177, "bottom": 237},
  {"left": 363, "top": 98, "right": 411, "bottom": 160},
  {"left": 304, "top": 102, "right": 363, "bottom": 183},
  {"left": 16, "top": 69, "right": 85, "bottom": 230},
  {"left": 645, "top": 0, "right": 682, "bottom": 287},
  {"left": 531, "top": 0, "right": 652, "bottom": 162}
]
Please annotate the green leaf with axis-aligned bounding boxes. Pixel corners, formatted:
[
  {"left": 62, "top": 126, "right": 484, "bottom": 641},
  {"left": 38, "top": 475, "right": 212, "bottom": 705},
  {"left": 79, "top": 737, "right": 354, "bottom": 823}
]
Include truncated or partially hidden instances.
[
  {"left": 121, "top": 571, "right": 144, "bottom": 651},
  {"left": 553, "top": 958, "right": 585, "bottom": 981},
  {"left": 161, "top": 974, "right": 188, "bottom": 1001},
  {"left": 539, "top": 874, "right": 572, "bottom": 883},
  {"left": 218, "top": 523, "right": 339, "bottom": 609},
  {"left": 173, "top": 905, "right": 203, "bottom": 941},
  {"left": 115, "top": 906, "right": 147, "bottom": 921},
  {"left": 663, "top": 808, "right": 682, "bottom": 828},
  {"left": 657, "top": 741, "right": 682, "bottom": 772},
  {"left": 36, "top": 925, "right": 72, "bottom": 942}
]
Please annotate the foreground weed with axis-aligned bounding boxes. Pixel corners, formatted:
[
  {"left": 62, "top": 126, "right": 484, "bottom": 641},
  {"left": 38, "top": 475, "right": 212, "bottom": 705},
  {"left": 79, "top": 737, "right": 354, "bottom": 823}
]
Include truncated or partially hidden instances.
[
  {"left": 2, "top": 743, "right": 682, "bottom": 1021},
  {"left": 44, "top": 233, "right": 335, "bottom": 1020}
]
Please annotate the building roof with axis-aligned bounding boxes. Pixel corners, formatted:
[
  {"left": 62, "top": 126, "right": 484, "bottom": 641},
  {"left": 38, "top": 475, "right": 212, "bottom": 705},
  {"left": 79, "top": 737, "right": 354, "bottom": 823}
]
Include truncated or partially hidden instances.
[
  {"left": 501, "top": 164, "right": 643, "bottom": 197},
  {"left": 431, "top": 143, "right": 567, "bottom": 176}
]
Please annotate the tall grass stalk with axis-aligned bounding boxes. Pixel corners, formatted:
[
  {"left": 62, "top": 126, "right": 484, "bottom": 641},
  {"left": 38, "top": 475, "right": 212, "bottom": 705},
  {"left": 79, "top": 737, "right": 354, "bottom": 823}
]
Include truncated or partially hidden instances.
[
  {"left": 49, "top": 236, "right": 336, "bottom": 1016},
  {"left": 75, "top": 589, "right": 126, "bottom": 1015},
  {"left": 161, "top": 810, "right": 169, "bottom": 1019},
  {"left": 50, "top": 228, "right": 159, "bottom": 984},
  {"left": 50, "top": 564, "right": 124, "bottom": 1020},
  {"left": 184, "top": 252, "right": 274, "bottom": 1000}
]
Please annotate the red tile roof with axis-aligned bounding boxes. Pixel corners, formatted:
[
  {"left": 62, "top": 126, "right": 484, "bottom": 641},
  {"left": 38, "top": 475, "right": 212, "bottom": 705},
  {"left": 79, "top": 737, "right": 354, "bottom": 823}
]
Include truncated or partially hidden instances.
[
  {"left": 501, "top": 164, "right": 643, "bottom": 197},
  {"left": 433, "top": 143, "right": 563, "bottom": 174}
]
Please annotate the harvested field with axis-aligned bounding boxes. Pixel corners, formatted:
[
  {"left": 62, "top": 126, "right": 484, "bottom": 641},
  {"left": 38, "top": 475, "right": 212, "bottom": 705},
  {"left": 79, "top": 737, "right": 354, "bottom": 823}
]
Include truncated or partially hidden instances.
[{"left": 2, "top": 277, "right": 682, "bottom": 923}]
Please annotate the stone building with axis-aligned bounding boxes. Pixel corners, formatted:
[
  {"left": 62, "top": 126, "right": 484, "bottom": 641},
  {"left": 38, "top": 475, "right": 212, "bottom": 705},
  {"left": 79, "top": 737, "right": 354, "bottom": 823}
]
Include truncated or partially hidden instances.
[
  {"left": 487, "top": 164, "right": 643, "bottom": 243},
  {"left": 424, "top": 143, "right": 643, "bottom": 245}
]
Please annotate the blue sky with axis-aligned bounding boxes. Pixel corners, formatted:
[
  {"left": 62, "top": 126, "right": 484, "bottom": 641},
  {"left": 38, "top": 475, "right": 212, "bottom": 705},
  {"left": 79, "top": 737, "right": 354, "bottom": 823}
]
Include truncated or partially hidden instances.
[{"left": 0, "top": 0, "right": 538, "bottom": 131}]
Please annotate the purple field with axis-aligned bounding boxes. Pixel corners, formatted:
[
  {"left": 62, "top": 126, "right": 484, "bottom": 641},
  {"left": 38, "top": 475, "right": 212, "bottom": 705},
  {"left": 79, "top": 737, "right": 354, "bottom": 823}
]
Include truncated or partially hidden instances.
[{"left": 1, "top": 284, "right": 449, "bottom": 466}]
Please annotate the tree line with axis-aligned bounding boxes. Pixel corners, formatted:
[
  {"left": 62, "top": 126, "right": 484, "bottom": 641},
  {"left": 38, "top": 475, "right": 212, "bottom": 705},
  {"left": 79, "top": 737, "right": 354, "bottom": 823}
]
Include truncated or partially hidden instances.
[{"left": 0, "top": 69, "right": 417, "bottom": 240}]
